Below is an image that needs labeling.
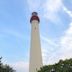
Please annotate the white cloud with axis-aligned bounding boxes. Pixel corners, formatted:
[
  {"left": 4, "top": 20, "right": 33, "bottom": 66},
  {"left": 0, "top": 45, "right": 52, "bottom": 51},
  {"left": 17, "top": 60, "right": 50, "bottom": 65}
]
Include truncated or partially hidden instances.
[
  {"left": 41, "top": 35, "right": 58, "bottom": 47},
  {"left": 27, "top": 0, "right": 72, "bottom": 68},
  {"left": 59, "top": 22, "right": 72, "bottom": 59},
  {"left": 42, "top": 0, "right": 63, "bottom": 24},
  {"left": 10, "top": 61, "right": 29, "bottom": 72},
  {"left": 63, "top": 6, "right": 72, "bottom": 18},
  {"left": 43, "top": 0, "right": 62, "bottom": 13},
  {"left": 41, "top": 35, "right": 60, "bottom": 64},
  {"left": 41, "top": 22, "right": 72, "bottom": 64}
]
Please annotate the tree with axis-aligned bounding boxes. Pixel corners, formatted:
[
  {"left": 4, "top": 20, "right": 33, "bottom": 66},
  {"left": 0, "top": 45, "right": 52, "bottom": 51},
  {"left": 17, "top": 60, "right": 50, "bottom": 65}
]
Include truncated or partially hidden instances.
[
  {"left": 0, "top": 57, "right": 16, "bottom": 72},
  {"left": 38, "top": 58, "right": 72, "bottom": 72}
]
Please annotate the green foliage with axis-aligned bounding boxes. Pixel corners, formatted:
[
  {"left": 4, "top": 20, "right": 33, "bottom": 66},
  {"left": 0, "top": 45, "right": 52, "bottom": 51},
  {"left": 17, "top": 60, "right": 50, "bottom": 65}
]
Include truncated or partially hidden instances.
[
  {"left": 0, "top": 57, "right": 15, "bottom": 72},
  {"left": 38, "top": 58, "right": 72, "bottom": 72}
]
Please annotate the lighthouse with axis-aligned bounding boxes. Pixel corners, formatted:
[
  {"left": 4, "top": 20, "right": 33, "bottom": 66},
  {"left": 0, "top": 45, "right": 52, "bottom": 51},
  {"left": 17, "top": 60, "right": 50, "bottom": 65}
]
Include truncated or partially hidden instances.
[{"left": 29, "top": 12, "right": 42, "bottom": 72}]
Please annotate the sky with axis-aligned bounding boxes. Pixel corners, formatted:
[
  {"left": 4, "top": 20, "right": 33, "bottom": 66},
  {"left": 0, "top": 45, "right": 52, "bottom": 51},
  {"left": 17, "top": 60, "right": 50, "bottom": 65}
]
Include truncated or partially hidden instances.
[{"left": 0, "top": 0, "right": 72, "bottom": 72}]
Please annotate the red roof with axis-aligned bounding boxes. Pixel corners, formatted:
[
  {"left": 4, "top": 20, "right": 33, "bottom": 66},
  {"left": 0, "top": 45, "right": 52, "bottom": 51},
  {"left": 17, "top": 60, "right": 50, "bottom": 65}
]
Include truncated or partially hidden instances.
[{"left": 30, "top": 15, "right": 40, "bottom": 23}]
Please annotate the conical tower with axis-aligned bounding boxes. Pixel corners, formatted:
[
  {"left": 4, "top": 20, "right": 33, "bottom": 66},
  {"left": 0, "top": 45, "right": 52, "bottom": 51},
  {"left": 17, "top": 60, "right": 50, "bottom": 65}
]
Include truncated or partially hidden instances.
[{"left": 29, "top": 12, "right": 42, "bottom": 72}]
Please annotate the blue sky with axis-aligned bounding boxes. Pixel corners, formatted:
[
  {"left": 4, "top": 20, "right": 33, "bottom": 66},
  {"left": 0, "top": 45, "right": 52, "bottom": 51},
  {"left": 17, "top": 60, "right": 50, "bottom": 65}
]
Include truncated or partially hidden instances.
[{"left": 0, "top": 0, "right": 72, "bottom": 72}]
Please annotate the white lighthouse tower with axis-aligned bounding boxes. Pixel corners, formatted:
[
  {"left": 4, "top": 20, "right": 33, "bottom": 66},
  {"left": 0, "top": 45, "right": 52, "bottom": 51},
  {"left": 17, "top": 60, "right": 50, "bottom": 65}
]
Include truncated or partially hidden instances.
[{"left": 29, "top": 12, "right": 42, "bottom": 72}]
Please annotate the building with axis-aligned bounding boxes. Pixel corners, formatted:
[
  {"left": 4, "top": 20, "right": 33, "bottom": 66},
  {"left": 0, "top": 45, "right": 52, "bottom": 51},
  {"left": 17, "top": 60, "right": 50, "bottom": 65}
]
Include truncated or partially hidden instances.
[{"left": 29, "top": 12, "right": 43, "bottom": 72}]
